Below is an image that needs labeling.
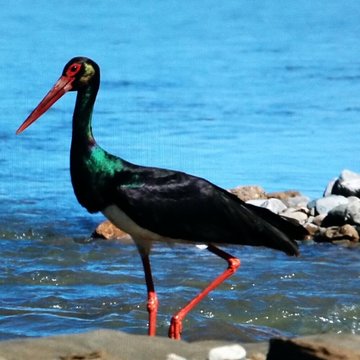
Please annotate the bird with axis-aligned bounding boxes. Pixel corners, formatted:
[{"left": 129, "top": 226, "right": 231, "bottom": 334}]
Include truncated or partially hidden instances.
[{"left": 16, "top": 57, "right": 308, "bottom": 340}]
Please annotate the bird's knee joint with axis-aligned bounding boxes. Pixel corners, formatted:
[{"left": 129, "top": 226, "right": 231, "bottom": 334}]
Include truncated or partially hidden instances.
[
  {"left": 147, "top": 292, "right": 159, "bottom": 312},
  {"left": 228, "top": 257, "right": 241, "bottom": 272}
]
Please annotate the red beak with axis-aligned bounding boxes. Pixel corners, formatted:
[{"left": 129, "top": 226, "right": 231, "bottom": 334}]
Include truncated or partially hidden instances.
[{"left": 16, "top": 75, "right": 75, "bottom": 134}]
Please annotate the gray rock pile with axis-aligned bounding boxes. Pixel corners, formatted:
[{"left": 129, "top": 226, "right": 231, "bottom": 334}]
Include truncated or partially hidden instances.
[{"left": 230, "top": 169, "right": 360, "bottom": 246}]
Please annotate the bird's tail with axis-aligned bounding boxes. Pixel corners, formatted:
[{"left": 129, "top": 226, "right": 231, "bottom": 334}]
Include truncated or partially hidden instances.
[{"left": 244, "top": 202, "right": 308, "bottom": 256}]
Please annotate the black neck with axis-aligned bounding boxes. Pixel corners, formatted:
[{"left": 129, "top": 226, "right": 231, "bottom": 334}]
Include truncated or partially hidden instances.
[{"left": 71, "top": 84, "right": 98, "bottom": 148}]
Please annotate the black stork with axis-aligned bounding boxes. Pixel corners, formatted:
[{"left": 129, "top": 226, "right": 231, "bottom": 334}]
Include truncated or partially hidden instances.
[{"left": 16, "top": 57, "right": 307, "bottom": 340}]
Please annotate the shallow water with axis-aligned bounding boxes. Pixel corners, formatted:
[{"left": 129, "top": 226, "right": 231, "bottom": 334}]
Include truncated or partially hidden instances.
[
  {"left": 0, "top": 0, "right": 360, "bottom": 341},
  {"left": 0, "top": 233, "right": 359, "bottom": 341}
]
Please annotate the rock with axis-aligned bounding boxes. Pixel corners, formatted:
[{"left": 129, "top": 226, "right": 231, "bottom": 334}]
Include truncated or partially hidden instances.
[
  {"left": 343, "top": 199, "right": 360, "bottom": 224},
  {"left": 246, "top": 198, "right": 287, "bottom": 214},
  {"left": 281, "top": 208, "right": 308, "bottom": 224},
  {"left": 304, "top": 223, "right": 319, "bottom": 237},
  {"left": 166, "top": 354, "right": 188, "bottom": 360},
  {"left": 329, "top": 169, "right": 360, "bottom": 197},
  {"left": 246, "top": 199, "right": 268, "bottom": 208},
  {"left": 285, "top": 195, "right": 311, "bottom": 209},
  {"left": 307, "top": 215, "right": 315, "bottom": 223},
  {"left": 339, "top": 224, "right": 359, "bottom": 241},
  {"left": 248, "top": 353, "right": 266, "bottom": 360},
  {"left": 324, "top": 178, "right": 337, "bottom": 197},
  {"left": 267, "top": 334, "right": 360, "bottom": 360},
  {"left": 324, "top": 227, "right": 344, "bottom": 242},
  {"left": 93, "top": 220, "right": 132, "bottom": 241},
  {"left": 331, "top": 239, "right": 360, "bottom": 248},
  {"left": 314, "top": 224, "right": 359, "bottom": 243},
  {"left": 265, "top": 190, "right": 302, "bottom": 201},
  {"left": 246, "top": 199, "right": 266, "bottom": 207},
  {"left": 321, "top": 204, "right": 348, "bottom": 226},
  {"left": 322, "top": 198, "right": 360, "bottom": 227},
  {"left": 307, "top": 205, "right": 316, "bottom": 217},
  {"left": 348, "top": 195, "right": 360, "bottom": 203},
  {"left": 208, "top": 344, "right": 246, "bottom": 360},
  {"left": 229, "top": 186, "right": 266, "bottom": 202},
  {"left": 312, "top": 214, "right": 327, "bottom": 226},
  {"left": 311, "top": 195, "right": 348, "bottom": 215}
]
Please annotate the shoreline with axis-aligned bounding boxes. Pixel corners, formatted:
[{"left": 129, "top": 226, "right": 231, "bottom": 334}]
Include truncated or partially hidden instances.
[{"left": 0, "top": 329, "right": 358, "bottom": 360}]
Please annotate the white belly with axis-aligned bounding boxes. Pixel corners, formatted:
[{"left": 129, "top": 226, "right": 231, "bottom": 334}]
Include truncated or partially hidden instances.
[
  {"left": 101, "top": 205, "right": 182, "bottom": 254},
  {"left": 102, "top": 205, "right": 208, "bottom": 255}
]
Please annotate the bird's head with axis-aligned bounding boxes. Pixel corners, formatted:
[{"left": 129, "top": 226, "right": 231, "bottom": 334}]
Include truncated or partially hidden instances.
[
  {"left": 61, "top": 57, "right": 100, "bottom": 91},
  {"left": 16, "top": 57, "right": 99, "bottom": 134}
]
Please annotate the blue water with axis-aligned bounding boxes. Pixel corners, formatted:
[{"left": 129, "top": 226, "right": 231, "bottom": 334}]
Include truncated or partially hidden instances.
[{"left": 0, "top": 0, "right": 359, "bottom": 341}]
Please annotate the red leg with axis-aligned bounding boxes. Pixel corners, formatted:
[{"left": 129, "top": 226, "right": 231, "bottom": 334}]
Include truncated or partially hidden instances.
[
  {"left": 168, "top": 245, "right": 240, "bottom": 340},
  {"left": 140, "top": 253, "right": 159, "bottom": 336}
]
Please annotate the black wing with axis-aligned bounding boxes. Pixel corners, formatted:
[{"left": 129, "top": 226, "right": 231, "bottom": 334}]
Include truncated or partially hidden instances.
[{"left": 111, "top": 165, "right": 306, "bottom": 256}]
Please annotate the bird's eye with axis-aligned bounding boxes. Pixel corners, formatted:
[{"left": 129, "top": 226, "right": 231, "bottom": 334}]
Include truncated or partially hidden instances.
[{"left": 66, "top": 63, "right": 82, "bottom": 77}]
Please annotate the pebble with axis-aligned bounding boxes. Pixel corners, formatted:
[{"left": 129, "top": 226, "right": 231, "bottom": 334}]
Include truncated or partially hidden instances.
[
  {"left": 166, "top": 354, "right": 188, "bottom": 360},
  {"left": 208, "top": 344, "right": 246, "bottom": 360},
  {"left": 281, "top": 209, "right": 308, "bottom": 224},
  {"left": 246, "top": 198, "right": 287, "bottom": 214}
]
